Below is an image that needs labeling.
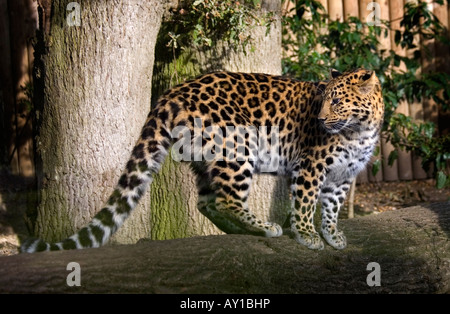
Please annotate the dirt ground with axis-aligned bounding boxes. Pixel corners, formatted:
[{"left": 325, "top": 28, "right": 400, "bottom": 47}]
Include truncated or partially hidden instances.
[
  {"left": 1, "top": 171, "right": 449, "bottom": 256},
  {"left": 346, "top": 179, "right": 450, "bottom": 214}
]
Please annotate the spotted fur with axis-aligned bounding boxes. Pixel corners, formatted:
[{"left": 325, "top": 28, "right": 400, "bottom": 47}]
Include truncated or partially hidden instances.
[{"left": 21, "top": 68, "right": 384, "bottom": 253}]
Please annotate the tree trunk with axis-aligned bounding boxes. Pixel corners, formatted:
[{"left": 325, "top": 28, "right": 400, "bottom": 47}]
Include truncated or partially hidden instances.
[
  {"left": 144, "top": 0, "right": 289, "bottom": 241},
  {"left": 1, "top": 203, "right": 449, "bottom": 294},
  {"left": 31, "top": 0, "right": 168, "bottom": 243}
]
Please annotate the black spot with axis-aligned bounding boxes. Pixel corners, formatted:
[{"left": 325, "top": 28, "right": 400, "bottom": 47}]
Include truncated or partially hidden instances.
[
  {"left": 247, "top": 97, "right": 260, "bottom": 108},
  {"left": 215, "top": 73, "right": 227, "bottom": 79},
  {"left": 116, "top": 196, "right": 132, "bottom": 214},
  {"left": 147, "top": 119, "right": 157, "bottom": 129},
  {"left": 96, "top": 207, "right": 115, "bottom": 227},
  {"left": 316, "top": 163, "right": 323, "bottom": 172},
  {"left": 304, "top": 181, "right": 311, "bottom": 190},
  {"left": 253, "top": 109, "right": 263, "bottom": 119},
  {"left": 189, "top": 82, "right": 202, "bottom": 89},
  {"left": 237, "top": 82, "right": 247, "bottom": 97},
  {"left": 272, "top": 92, "right": 280, "bottom": 102},
  {"left": 234, "top": 175, "right": 246, "bottom": 182},
  {"left": 200, "top": 75, "right": 214, "bottom": 84},
  {"left": 243, "top": 169, "right": 252, "bottom": 177},
  {"left": 243, "top": 73, "right": 255, "bottom": 81},
  {"left": 206, "top": 86, "right": 215, "bottom": 96},
  {"left": 199, "top": 103, "right": 210, "bottom": 114},
  {"left": 219, "top": 81, "right": 232, "bottom": 91},
  {"left": 158, "top": 110, "right": 169, "bottom": 123},
  {"left": 147, "top": 140, "right": 158, "bottom": 153},
  {"left": 170, "top": 102, "right": 180, "bottom": 117},
  {"left": 326, "top": 157, "right": 334, "bottom": 165},
  {"left": 160, "top": 127, "right": 171, "bottom": 140},
  {"left": 279, "top": 118, "right": 285, "bottom": 132},
  {"left": 62, "top": 239, "right": 77, "bottom": 250},
  {"left": 211, "top": 112, "right": 221, "bottom": 123},
  {"left": 208, "top": 101, "right": 219, "bottom": 111},
  {"left": 217, "top": 97, "right": 227, "bottom": 105},
  {"left": 90, "top": 225, "right": 105, "bottom": 244},
  {"left": 322, "top": 187, "right": 333, "bottom": 194},
  {"left": 129, "top": 175, "right": 142, "bottom": 189},
  {"left": 78, "top": 227, "right": 93, "bottom": 248},
  {"left": 119, "top": 174, "right": 128, "bottom": 188},
  {"left": 255, "top": 74, "right": 269, "bottom": 83},
  {"left": 49, "top": 243, "right": 60, "bottom": 251},
  {"left": 216, "top": 160, "right": 227, "bottom": 168},
  {"left": 220, "top": 109, "right": 231, "bottom": 121},
  {"left": 233, "top": 183, "right": 249, "bottom": 191},
  {"left": 228, "top": 162, "right": 240, "bottom": 171},
  {"left": 142, "top": 127, "right": 155, "bottom": 139}
]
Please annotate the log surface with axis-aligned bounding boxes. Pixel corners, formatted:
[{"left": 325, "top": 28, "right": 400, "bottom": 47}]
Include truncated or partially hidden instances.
[{"left": 0, "top": 202, "right": 449, "bottom": 294}]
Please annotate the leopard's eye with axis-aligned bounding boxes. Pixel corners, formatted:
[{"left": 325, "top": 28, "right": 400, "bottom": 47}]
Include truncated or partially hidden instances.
[{"left": 331, "top": 98, "right": 341, "bottom": 105}]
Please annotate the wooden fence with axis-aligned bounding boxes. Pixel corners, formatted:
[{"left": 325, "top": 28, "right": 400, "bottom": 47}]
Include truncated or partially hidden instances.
[
  {"left": 0, "top": 0, "right": 37, "bottom": 177},
  {"left": 0, "top": 0, "right": 449, "bottom": 182}
]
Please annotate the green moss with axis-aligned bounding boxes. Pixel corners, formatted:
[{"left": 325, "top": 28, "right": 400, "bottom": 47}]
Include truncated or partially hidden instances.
[{"left": 150, "top": 158, "right": 190, "bottom": 240}]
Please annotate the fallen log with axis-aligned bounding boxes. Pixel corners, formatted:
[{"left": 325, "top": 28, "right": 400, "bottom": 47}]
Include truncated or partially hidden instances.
[{"left": 0, "top": 202, "right": 449, "bottom": 294}]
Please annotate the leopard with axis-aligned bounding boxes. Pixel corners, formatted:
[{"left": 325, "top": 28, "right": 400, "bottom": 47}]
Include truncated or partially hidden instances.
[{"left": 21, "top": 68, "right": 384, "bottom": 253}]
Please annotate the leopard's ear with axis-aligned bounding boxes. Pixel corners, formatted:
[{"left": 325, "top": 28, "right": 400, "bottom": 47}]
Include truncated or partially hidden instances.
[
  {"left": 329, "top": 68, "right": 342, "bottom": 79},
  {"left": 355, "top": 70, "right": 377, "bottom": 94}
]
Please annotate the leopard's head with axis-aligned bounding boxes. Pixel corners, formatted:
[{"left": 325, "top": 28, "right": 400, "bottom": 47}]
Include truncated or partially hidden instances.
[{"left": 318, "top": 68, "right": 384, "bottom": 134}]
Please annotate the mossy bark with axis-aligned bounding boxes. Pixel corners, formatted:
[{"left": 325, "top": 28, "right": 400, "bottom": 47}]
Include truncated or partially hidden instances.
[{"left": 32, "top": 1, "right": 168, "bottom": 243}]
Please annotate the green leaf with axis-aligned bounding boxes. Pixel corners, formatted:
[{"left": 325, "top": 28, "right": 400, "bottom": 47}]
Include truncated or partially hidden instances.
[
  {"left": 371, "top": 159, "right": 381, "bottom": 177},
  {"left": 436, "top": 171, "right": 447, "bottom": 189},
  {"left": 373, "top": 146, "right": 380, "bottom": 156},
  {"left": 388, "top": 150, "right": 398, "bottom": 166}
]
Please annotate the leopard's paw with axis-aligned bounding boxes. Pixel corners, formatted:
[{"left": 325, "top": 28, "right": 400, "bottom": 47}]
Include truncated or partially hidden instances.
[
  {"left": 294, "top": 231, "right": 324, "bottom": 250},
  {"left": 322, "top": 229, "right": 347, "bottom": 250},
  {"left": 262, "top": 222, "right": 283, "bottom": 238}
]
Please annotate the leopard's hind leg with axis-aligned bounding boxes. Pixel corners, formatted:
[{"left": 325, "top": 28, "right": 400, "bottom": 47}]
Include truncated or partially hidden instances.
[{"left": 192, "top": 160, "right": 282, "bottom": 237}]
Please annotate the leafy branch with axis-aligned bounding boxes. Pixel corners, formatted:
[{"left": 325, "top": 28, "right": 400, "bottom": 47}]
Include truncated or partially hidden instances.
[{"left": 166, "top": 0, "right": 274, "bottom": 52}]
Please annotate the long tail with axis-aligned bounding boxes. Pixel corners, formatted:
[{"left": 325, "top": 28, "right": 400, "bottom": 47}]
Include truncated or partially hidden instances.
[{"left": 21, "top": 112, "right": 172, "bottom": 253}]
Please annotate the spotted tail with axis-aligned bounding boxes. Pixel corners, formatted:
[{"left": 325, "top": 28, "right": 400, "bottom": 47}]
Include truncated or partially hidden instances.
[{"left": 21, "top": 112, "right": 172, "bottom": 253}]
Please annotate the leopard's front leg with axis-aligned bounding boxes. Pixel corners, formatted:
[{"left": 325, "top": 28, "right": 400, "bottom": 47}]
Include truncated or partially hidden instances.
[
  {"left": 319, "top": 180, "right": 351, "bottom": 249},
  {"left": 290, "top": 166, "right": 324, "bottom": 250}
]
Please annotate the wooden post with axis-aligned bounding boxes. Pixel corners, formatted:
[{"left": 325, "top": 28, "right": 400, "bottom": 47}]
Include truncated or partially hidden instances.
[
  {"left": 376, "top": 0, "right": 399, "bottom": 182},
  {"left": 433, "top": 0, "right": 449, "bottom": 137},
  {"left": 328, "top": 0, "right": 343, "bottom": 21},
  {"left": 359, "top": 0, "right": 374, "bottom": 23},
  {"left": 347, "top": 179, "right": 356, "bottom": 218},
  {"left": 343, "top": 0, "right": 360, "bottom": 19},
  {"left": 388, "top": 0, "right": 413, "bottom": 181},
  {"left": 4, "top": 0, "right": 38, "bottom": 177},
  {"left": 0, "top": 0, "right": 14, "bottom": 169}
]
